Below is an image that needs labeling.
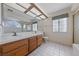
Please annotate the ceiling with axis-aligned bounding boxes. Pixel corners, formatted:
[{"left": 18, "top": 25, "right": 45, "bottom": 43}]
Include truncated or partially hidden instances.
[
  {"left": 36, "top": 3, "right": 73, "bottom": 15},
  {"left": 5, "top": 3, "right": 74, "bottom": 22},
  {"left": 5, "top": 3, "right": 48, "bottom": 21}
]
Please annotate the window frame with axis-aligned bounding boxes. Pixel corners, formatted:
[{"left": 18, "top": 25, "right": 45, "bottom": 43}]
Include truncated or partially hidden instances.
[
  {"left": 59, "top": 18, "right": 67, "bottom": 32},
  {"left": 0, "top": 24, "right": 2, "bottom": 34},
  {"left": 32, "top": 22, "right": 38, "bottom": 31},
  {"left": 53, "top": 17, "right": 68, "bottom": 33},
  {"left": 52, "top": 19, "right": 59, "bottom": 32},
  {"left": 26, "top": 24, "right": 32, "bottom": 31}
]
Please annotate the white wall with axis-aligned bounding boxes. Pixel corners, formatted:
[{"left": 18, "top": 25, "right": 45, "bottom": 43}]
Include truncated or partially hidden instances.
[{"left": 38, "top": 7, "right": 73, "bottom": 46}]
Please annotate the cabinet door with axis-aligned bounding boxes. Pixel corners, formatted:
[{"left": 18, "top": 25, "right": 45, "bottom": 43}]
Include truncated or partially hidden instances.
[
  {"left": 0, "top": 46, "right": 2, "bottom": 56},
  {"left": 16, "top": 45, "right": 28, "bottom": 56},
  {"left": 29, "top": 37, "right": 37, "bottom": 52},
  {"left": 37, "top": 35, "right": 43, "bottom": 46}
]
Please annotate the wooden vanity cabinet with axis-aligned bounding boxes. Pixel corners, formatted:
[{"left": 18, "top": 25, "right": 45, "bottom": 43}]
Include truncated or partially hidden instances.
[
  {"left": 37, "top": 35, "right": 43, "bottom": 46},
  {"left": 28, "top": 36, "right": 37, "bottom": 53},
  {"left": 0, "top": 35, "right": 43, "bottom": 56}
]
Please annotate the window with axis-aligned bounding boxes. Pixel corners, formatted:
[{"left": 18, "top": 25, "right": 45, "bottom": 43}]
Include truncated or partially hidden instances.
[
  {"left": 23, "top": 24, "right": 27, "bottom": 31},
  {"left": 23, "top": 24, "right": 26, "bottom": 29},
  {"left": 26, "top": 24, "right": 32, "bottom": 31},
  {"left": 0, "top": 25, "right": 2, "bottom": 34},
  {"left": 53, "top": 20, "right": 59, "bottom": 32},
  {"left": 32, "top": 22, "right": 38, "bottom": 31},
  {"left": 53, "top": 18, "right": 67, "bottom": 32},
  {"left": 59, "top": 18, "right": 67, "bottom": 32}
]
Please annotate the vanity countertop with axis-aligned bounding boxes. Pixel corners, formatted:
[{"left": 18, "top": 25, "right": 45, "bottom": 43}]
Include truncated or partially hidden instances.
[{"left": 0, "top": 32, "right": 43, "bottom": 45}]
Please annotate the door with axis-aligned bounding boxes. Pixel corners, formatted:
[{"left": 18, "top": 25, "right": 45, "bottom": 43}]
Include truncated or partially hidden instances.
[{"left": 74, "top": 11, "right": 79, "bottom": 44}]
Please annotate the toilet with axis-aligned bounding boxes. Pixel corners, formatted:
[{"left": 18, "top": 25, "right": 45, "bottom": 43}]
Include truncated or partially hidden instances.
[{"left": 43, "top": 37, "right": 49, "bottom": 43}]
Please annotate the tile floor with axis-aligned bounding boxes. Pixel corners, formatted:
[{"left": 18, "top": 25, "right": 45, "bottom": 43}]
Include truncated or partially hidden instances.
[{"left": 28, "top": 42, "right": 73, "bottom": 56}]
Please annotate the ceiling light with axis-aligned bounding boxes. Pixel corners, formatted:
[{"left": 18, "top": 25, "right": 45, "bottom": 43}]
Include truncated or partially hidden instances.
[
  {"left": 36, "top": 17, "right": 41, "bottom": 20},
  {"left": 40, "top": 15, "right": 46, "bottom": 19},
  {"left": 31, "top": 7, "right": 41, "bottom": 15},
  {"left": 27, "top": 11, "right": 36, "bottom": 17}
]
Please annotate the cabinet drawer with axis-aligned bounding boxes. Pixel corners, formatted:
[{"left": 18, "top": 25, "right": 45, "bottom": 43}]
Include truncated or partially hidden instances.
[
  {"left": 29, "top": 37, "right": 36, "bottom": 44},
  {"left": 3, "top": 50, "right": 16, "bottom": 56},
  {"left": 2, "top": 39, "right": 28, "bottom": 53},
  {"left": 29, "top": 37, "right": 37, "bottom": 45},
  {"left": 3, "top": 45, "right": 28, "bottom": 56},
  {"left": 37, "top": 35, "right": 43, "bottom": 39},
  {"left": 16, "top": 45, "right": 28, "bottom": 56}
]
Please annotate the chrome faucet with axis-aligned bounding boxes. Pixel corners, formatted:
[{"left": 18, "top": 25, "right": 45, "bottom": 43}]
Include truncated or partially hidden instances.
[
  {"left": 12, "top": 32, "right": 17, "bottom": 36},
  {"left": 34, "top": 31, "right": 37, "bottom": 33}
]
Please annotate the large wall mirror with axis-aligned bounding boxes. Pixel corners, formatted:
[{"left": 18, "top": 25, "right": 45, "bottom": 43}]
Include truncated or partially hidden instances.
[{"left": 2, "top": 4, "right": 38, "bottom": 33}]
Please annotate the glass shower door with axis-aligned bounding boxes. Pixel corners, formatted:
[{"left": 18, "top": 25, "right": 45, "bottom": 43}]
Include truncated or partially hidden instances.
[{"left": 74, "top": 11, "right": 79, "bottom": 44}]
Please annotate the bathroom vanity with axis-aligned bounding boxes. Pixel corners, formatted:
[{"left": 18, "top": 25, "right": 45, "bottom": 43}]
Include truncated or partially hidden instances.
[{"left": 0, "top": 32, "right": 43, "bottom": 56}]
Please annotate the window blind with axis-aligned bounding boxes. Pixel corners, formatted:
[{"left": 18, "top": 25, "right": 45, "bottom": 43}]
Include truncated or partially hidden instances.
[{"left": 52, "top": 13, "right": 68, "bottom": 20}]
